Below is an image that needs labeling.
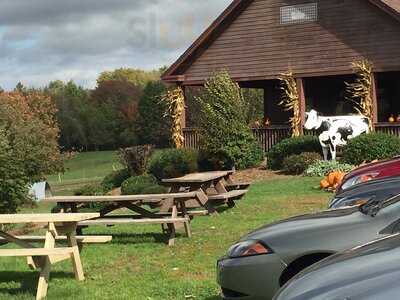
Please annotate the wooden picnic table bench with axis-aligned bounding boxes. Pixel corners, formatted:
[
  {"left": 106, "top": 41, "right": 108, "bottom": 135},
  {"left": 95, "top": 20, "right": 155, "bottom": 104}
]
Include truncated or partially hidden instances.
[
  {"left": 161, "top": 171, "right": 249, "bottom": 212},
  {"left": 0, "top": 213, "right": 99, "bottom": 300},
  {"left": 44, "top": 192, "right": 207, "bottom": 246}
]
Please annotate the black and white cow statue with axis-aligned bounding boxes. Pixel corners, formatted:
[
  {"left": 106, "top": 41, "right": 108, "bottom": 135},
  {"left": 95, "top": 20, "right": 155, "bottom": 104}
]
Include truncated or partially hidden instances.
[{"left": 304, "top": 110, "right": 370, "bottom": 160}]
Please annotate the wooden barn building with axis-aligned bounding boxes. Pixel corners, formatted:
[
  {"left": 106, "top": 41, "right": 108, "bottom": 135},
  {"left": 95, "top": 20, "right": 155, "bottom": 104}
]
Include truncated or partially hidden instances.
[{"left": 162, "top": 0, "right": 400, "bottom": 151}]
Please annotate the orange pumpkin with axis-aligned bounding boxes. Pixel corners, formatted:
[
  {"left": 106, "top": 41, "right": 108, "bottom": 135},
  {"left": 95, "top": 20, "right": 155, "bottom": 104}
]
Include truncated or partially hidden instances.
[
  {"left": 335, "top": 172, "right": 345, "bottom": 184},
  {"left": 320, "top": 179, "right": 330, "bottom": 189},
  {"left": 327, "top": 172, "right": 337, "bottom": 186}
]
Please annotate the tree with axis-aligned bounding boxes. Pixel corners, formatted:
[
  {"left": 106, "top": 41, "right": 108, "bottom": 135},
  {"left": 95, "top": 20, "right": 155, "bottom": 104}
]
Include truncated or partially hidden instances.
[
  {"left": 14, "top": 82, "right": 27, "bottom": 93},
  {"left": 97, "top": 68, "right": 162, "bottom": 87},
  {"left": 0, "top": 128, "right": 28, "bottom": 214},
  {"left": 0, "top": 91, "right": 63, "bottom": 182},
  {"left": 46, "top": 81, "right": 92, "bottom": 150},
  {"left": 91, "top": 79, "right": 142, "bottom": 148},
  {"left": 0, "top": 91, "right": 63, "bottom": 213},
  {"left": 197, "top": 71, "right": 263, "bottom": 170},
  {"left": 136, "top": 81, "right": 172, "bottom": 148}
]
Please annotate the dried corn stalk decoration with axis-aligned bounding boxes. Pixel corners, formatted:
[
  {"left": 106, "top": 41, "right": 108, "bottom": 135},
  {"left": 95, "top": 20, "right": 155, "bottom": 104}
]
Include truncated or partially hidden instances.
[
  {"left": 346, "top": 60, "right": 374, "bottom": 131},
  {"left": 163, "top": 87, "right": 185, "bottom": 148},
  {"left": 278, "top": 71, "right": 301, "bottom": 137}
]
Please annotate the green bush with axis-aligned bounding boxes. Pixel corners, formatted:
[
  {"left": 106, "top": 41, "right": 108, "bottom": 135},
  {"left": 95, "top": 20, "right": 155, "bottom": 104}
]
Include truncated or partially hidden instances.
[
  {"left": 70, "top": 183, "right": 106, "bottom": 213},
  {"left": 101, "top": 168, "right": 131, "bottom": 191},
  {"left": 282, "top": 152, "right": 322, "bottom": 175},
  {"left": 121, "top": 175, "right": 166, "bottom": 195},
  {"left": 74, "top": 183, "right": 105, "bottom": 196},
  {"left": 342, "top": 133, "right": 400, "bottom": 165},
  {"left": 198, "top": 132, "right": 263, "bottom": 171},
  {"left": 198, "top": 150, "right": 233, "bottom": 171},
  {"left": 196, "top": 71, "right": 263, "bottom": 170},
  {"left": 304, "top": 160, "right": 355, "bottom": 177},
  {"left": 267, "top": 136, "right": 321, "bottom": 170},
  {"left": 118, "top": 145, "right": 153, "bottom": 176},
  {"left": 147, "top": 148, "right": 198, "bottom": 180}
]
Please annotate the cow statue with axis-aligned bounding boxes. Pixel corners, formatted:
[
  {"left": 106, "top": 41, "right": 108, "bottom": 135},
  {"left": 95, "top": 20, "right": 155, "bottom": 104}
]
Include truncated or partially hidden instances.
[{"left": 304, "top": 110, "right": 370, "bottom": 160}]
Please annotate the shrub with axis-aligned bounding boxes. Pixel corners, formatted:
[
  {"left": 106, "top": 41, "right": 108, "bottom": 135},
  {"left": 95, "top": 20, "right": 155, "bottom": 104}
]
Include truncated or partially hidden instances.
[
  {"left": 118, "top": 145, "right": 153, "bottom": 176},
  {"left": 101, "top": 168, "right": 131, "bottom": 191},
  {"left": 198, "top": 132, "right": 263, "bottom": 171},
  {"left": 267, "top": 136, "right": 321, "bottom": 170},
  {"left": 305, "top": 160, "right": 355, "bottom": 177},
  {"left": 74, "top": 183, "right": 105, "bottom": 196},
  {"left": 121, "top": 175, "right": 166, "bottom": 195},
  {"left": 198, "top": 150, "right": 234, "bottom": 171},
  {"left": 147, "top": 148, "right": 198, "bottom": 180},
  {"left": 196, "top": 71, "right": 263, "bottom": 170},
  {"left": 282, "top": 152, "right": 322, "bottom": 175},
  {"left": 72, "top": 183, "right": 106, "bottom": 212},
  {"left": 342, "top": 133, "right": 400, "bottom": 165}
]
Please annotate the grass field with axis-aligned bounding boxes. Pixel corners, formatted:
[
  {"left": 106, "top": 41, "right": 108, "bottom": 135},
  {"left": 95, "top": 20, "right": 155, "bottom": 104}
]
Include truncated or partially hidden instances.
[
  {"left": 46, "top": 151, "right": 122, "bottom": 196},
  {"left": 0, "top": 152, "right": 330, "bottom": 299}
]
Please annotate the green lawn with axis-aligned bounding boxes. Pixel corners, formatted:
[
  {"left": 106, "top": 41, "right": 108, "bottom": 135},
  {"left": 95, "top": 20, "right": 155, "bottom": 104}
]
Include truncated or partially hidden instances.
[
  {"left": 46, "top": 151, "right": 122, "bottom": 196},
  {"left": 1, "top": 152, "right": 331, "bottom": 299}
]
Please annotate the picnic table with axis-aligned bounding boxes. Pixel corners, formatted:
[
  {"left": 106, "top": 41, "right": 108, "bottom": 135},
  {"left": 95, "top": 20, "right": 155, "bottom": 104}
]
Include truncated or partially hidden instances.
[
  {"left": 0, "top": 213, "right": 99, "bottom": 300},
  {"left": 161, "top": 171, "right": 249, "bottom": 213},
  {"left": 44, "top": 192, "right": 204, "bottom": 246}
]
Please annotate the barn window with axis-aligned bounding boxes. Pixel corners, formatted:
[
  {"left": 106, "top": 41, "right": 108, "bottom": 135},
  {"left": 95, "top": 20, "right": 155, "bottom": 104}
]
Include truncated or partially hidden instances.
[{"left": 280, "top": 3, "right": 318, "bottom": 25}]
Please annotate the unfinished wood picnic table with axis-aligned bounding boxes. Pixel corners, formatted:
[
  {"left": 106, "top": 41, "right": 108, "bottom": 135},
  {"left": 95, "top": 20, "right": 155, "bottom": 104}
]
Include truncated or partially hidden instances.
[
  {"left": 161, "top": 171, "right": 249, "bottom": 213},
  {"left": 43, "top": 192, "right": 205, "bottom": 246},
  {"left": 0, "top": 213, "right": 99, "bottom": 300}
]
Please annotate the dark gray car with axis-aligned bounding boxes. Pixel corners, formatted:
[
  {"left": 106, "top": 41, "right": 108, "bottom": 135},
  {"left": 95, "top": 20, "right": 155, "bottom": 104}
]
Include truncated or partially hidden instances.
[
  {"left": 217, "top": 194, "right": 400, "bottom": 300},
  {"left": 329, "top": 176, "right": 400, "bottom": 208},
  {"left": 273, "top": 233, "right": 400, "bottom": 300}
]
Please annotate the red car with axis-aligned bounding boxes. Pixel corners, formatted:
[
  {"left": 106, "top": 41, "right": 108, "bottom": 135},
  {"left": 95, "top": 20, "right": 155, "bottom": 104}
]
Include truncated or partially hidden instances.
[{"left": 337, "top": 156, "right": 400, "bottom": 192}]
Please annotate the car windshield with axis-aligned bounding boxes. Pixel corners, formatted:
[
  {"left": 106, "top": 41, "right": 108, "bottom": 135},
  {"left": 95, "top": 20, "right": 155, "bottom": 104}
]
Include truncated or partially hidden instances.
[{"left": 359, "top": 193, "right": 400, "bottom": 215}]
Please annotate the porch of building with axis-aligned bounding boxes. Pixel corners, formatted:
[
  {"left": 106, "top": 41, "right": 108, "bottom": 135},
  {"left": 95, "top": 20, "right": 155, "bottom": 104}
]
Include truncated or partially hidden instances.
[{"left": 182, "top": 71, "right": 400, "bottom": 152}]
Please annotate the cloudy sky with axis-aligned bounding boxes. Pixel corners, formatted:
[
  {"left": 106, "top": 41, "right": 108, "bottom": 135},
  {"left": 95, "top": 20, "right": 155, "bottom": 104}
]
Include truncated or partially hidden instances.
[{"left": 0, "top": 0, "right": 231, "bottom": 90}]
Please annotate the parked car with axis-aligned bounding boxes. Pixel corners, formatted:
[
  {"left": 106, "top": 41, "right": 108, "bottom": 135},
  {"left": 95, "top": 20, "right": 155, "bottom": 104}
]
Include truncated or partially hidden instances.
[
  {"left": 329, "top": 176, "right": 400, "bottom": 208},
  {"left": 217, "top": 194, "right": 400, "bottom": 300},
  {"left": 273, "top": 233, "right": 400, "bottom": 300},
  {"left": 337, "top": 156, "right": 400, "bottom": 192}
]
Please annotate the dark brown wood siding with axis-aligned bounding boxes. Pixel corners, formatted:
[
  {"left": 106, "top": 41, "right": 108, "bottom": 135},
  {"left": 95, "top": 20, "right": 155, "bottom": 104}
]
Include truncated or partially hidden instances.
[{"left": 183, "top": 0, "right": 400, "bottom": 83}]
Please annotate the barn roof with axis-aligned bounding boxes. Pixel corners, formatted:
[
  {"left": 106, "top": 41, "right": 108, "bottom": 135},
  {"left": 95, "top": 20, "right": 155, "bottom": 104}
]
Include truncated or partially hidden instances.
[{"left": 161, "top": 0, "right": 400, "bottom": 83}]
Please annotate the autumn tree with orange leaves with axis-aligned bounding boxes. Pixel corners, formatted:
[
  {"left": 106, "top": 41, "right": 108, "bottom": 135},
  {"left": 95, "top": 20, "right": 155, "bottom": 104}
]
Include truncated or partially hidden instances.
[{"left": 0, "top": 91, "right": 63, "bottom": 213}]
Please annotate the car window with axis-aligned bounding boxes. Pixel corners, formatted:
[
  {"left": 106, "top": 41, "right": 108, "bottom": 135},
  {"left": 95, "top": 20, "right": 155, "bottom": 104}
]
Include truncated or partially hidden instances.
[{"left": 382, "top": 193, "right": 400, "bottom": 209}]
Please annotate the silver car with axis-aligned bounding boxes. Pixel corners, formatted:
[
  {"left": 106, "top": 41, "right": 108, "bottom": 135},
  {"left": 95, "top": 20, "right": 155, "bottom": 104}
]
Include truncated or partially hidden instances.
[
  {"left": 217, "top": 193, "right": 400, "bottom": 299},
  {"left": 274, "top": 233, "right": 400, "bottom": 300}
]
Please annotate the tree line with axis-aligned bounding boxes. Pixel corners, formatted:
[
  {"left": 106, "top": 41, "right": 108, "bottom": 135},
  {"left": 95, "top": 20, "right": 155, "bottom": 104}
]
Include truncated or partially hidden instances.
[
  {"left": 5, "top": 68, "right": 264, "bottom": 152},
  {"left": 10, "top": 67, "right": 175, "bottom": 151}
]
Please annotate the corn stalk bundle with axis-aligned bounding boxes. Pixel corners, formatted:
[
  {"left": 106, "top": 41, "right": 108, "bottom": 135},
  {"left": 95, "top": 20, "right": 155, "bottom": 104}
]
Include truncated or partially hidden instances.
[
  {"left": 346, "top": 60, "right": 374, "bottom": 131},
  {"left": 278, "top": 71, "right": 301, "bottom": 137},
  {"left": 163, "top": 87, "right": 185, "bottom": 148}
]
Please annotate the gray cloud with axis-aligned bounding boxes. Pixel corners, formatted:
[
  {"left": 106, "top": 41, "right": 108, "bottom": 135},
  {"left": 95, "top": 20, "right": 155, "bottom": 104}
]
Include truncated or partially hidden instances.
[{"left": 0, "top": 0, "right": 231, "bottom": 90}]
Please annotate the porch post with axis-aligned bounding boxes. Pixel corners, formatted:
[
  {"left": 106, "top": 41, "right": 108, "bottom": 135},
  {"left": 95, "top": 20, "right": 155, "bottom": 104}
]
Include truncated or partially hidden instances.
[
  {"left": 180, "top": 85, "right": 187, "bottom": 129},
  {"left": 296, "top": 78, "right": 306, "bottom": 135},
  {"left": 263, "top": 87, "right": 269, "bottom": 123},
  {"left": 371, "top": 73, "right": 378, "bottom": 128}
]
